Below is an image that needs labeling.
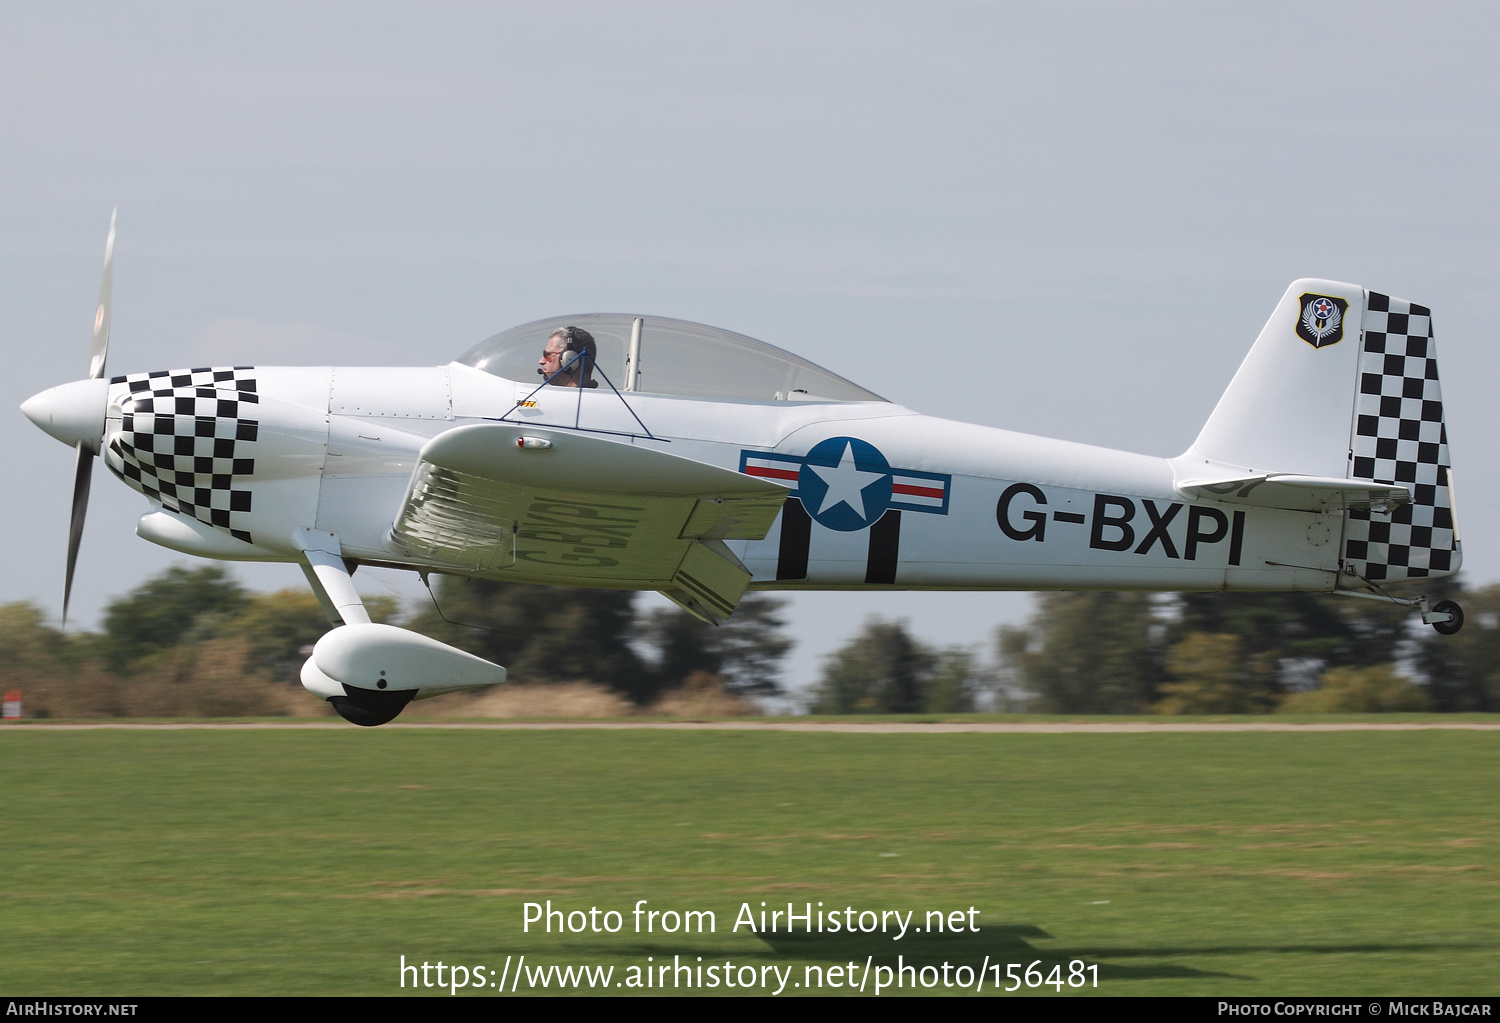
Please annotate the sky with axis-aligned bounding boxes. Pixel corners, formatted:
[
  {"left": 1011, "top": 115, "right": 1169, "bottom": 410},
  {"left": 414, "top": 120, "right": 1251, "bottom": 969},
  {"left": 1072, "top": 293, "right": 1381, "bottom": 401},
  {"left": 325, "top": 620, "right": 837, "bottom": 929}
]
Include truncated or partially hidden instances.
[{"left": 4, "top": 3, "right": 1499, "bottom": 697}]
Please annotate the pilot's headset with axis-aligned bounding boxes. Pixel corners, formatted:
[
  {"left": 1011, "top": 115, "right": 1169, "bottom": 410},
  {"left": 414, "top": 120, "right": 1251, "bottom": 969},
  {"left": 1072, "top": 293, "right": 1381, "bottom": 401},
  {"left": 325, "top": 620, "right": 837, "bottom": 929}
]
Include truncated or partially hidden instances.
[{"left": 542, "top": 326, "right": 599, "bottom": 387}]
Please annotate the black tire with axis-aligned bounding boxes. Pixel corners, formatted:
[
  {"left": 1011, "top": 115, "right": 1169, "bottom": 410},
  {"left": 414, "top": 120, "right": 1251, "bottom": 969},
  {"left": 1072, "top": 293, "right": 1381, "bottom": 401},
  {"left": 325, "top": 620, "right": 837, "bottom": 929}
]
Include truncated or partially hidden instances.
[
  {"left": 1432, "top": 600, "right": 1464, "bottom": 636},
  {"left": 329, "top": 688, "right": 416, "bottom": 726}
]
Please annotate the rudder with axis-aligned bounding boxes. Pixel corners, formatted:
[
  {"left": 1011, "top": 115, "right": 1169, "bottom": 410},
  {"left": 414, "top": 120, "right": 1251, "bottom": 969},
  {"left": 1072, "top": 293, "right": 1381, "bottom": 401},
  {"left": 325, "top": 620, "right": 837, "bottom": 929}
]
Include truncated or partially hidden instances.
[{"left": 1342, "top": 292, "right": 1460, "bottom": 581}]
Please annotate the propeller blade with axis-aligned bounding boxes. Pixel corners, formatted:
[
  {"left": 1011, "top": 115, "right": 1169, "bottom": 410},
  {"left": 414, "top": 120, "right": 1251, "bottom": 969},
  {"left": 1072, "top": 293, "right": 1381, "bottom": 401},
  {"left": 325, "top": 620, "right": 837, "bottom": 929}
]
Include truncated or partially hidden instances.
[
  {"left": 64, "top": 211, "right": 115, "bottom": 624},
  {"left": 87, "top": 209, "right": 116, "bottom": 380},
  {"left": 63, "top": 442, "right": 94, "bottom": 625}
]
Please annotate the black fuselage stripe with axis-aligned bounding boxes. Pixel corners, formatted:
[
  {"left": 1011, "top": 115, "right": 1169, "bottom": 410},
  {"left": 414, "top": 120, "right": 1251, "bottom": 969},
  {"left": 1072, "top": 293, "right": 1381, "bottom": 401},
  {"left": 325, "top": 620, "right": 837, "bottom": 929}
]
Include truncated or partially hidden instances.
[
  {"left": 776, "top": 498, "right": 811, "bottom": 580},
  {"left": 865, "top": 509, "right": 902, "bottom": 584}
]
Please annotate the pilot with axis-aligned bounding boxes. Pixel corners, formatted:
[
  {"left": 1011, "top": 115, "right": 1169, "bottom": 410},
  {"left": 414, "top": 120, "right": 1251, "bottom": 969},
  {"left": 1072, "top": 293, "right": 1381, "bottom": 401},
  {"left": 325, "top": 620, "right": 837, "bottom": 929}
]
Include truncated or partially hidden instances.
[{"left": 538, "top": 326, "right": 598, "bottom": 387}]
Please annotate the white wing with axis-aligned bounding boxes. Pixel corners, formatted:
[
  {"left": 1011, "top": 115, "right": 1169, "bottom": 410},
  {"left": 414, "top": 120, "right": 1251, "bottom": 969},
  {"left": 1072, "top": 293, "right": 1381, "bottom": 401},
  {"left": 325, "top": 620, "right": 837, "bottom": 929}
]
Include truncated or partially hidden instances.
[{"left": 389, "top": 423, "right": 790, "bottom": 622}]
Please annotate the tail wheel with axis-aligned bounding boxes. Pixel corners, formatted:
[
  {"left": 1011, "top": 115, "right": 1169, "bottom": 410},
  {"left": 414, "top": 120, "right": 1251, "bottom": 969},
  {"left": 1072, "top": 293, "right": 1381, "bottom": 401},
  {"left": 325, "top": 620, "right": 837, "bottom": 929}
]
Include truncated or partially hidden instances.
[{"left": 1432, "top": 600, "right": 1464, "bottom": 636}]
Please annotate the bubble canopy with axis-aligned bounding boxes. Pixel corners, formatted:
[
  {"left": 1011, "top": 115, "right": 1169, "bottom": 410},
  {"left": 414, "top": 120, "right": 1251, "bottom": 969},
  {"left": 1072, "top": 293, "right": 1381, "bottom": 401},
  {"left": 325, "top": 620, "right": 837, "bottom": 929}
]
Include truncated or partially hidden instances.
[{"left": 455, "top": 313, "right": 885, "bottom": 403}]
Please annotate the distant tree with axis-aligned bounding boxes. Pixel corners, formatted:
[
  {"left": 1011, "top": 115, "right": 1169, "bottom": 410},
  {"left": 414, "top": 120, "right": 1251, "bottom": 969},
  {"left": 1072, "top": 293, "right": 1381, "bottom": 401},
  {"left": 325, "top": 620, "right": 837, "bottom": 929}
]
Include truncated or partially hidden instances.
[
  {"left": 712, "top": 594, "right": 794, "bottom": 697},
  {"left": 812, "top": 618, "right": 932, "bottom": 714},
  {"left": 1278, "top": 663, "right": 1429, "bottom": 713},
  {"left": 99, "top": 566, "right": 251, "bottom": 672},
  {"left": 0, "top": 599, "right": 302, "bottom": 719},
  {"left": 1154, "top": 632, "right": 1275, "bottom": 714},
  {"left": 222, "top": 589, "right": 398, "bottom": 683},
  {"left": 923, "top": 648, "right": 981, "bottom": 714},
  {"left": 0, "top": 601, "right": 65, "bottom": 670},
  {"left": 1412, "top": 580, "right": 1500, "bottom": 711},
  {"left": 642, "top": 605, "right": 721, "bottom": 692},
  {"left": 641, "top": 593, "right": 792, "bottom": 698},
  {"left": 1003, "top": 592, "right": 1163, "bottom": 713},
  {"left": 409, "top": 577, "right": 649, "bottom": 700},
  {"left": 1004, "top": 587, "right": 1440, "bottom": 715},
  {"left": 992, "top": 625, "right": 1035, "bottom": 712},
  {"left": 1171, "top": 589, "right": 1418, "bottom": 695},
  {"left": 0, "top": 602, "right": 118, "bottom": 718},
  {"left": 809, "top": 618, "right": 978, "bottom": 714}
]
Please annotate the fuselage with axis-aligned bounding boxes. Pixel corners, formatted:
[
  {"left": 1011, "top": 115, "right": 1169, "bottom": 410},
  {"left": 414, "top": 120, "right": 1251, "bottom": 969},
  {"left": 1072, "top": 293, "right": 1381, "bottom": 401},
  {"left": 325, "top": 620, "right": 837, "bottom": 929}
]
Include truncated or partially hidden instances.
[
  {"left": 100, "top": 363, "right": 1343, "bottom": 595},
  {"left": 24, "top": 238, "right": 1463, "bottom": 722}
]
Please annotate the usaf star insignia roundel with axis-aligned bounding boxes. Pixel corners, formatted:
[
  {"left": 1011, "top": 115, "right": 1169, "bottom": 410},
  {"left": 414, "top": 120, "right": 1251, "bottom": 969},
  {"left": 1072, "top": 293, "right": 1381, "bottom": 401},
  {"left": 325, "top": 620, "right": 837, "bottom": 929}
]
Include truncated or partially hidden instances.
[
  {"left": 740, "top": 438, "right": 952, "bottom": 532},
  {"left": 1296, "top": 293, "right": 1348, "bottom": 349},
  {"left": 795, "top": 436, "right": 894, "bottom": 531}
]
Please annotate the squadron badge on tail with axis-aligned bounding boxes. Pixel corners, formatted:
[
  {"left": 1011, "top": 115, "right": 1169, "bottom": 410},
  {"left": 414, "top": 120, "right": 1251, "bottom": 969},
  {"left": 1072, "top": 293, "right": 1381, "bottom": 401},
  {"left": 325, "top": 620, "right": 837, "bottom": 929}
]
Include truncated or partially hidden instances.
[{"left": 1297, "top": 293, "right": 1348, "bottom": 348}]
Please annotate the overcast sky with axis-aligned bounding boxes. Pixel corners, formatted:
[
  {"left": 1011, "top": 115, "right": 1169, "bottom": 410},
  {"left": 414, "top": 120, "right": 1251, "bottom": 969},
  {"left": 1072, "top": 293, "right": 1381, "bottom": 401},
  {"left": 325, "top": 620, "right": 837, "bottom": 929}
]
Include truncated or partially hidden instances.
[{"left": 5, "top": 3, "right": 1498, "bottom": 695}]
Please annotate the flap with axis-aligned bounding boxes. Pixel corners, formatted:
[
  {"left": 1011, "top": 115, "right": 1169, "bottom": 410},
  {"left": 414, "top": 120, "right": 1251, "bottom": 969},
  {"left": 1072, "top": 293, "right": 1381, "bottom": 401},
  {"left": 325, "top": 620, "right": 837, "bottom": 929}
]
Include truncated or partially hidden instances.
[
  {"left": 1176, "top": 473, "right": 1411, "bottom": 513},
  {"left": 659, "top": 540, "right": 755, "bottom": 625},
  {"left": 387, "top": 424, "right": 788, "bottom": 618}
]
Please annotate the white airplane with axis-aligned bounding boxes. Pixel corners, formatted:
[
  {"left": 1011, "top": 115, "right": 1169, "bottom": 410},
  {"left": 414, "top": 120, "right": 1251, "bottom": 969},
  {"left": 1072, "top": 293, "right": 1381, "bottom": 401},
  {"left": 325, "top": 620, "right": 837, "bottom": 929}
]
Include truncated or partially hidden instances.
[{"left": 23, "top": 216, "right": 1465, "bottom": 725}]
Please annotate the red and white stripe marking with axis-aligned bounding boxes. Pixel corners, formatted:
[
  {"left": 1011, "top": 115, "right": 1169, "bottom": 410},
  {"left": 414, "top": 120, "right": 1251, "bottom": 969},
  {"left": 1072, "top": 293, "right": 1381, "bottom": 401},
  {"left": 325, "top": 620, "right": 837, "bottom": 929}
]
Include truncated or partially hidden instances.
[
  {"left": 891, "top": 471, "right": 946, "bottom": 509},
  {"left": 741, "top": 454, "right": 801, "bottom": 485}
]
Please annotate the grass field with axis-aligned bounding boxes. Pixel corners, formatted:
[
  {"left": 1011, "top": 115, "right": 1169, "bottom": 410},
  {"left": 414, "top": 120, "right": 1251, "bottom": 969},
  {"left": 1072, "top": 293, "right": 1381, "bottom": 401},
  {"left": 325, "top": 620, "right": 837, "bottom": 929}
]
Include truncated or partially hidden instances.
[{"left": 2, "top": 724, "right": 1497, "bottom": 996}]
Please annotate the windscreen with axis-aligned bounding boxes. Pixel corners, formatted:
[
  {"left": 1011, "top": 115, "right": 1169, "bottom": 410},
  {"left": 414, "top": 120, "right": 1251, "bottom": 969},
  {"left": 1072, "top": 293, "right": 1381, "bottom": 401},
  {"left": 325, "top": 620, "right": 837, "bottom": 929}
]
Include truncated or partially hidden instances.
[{"left": 456, "top": 313, "right": 884, "bottom": 403}]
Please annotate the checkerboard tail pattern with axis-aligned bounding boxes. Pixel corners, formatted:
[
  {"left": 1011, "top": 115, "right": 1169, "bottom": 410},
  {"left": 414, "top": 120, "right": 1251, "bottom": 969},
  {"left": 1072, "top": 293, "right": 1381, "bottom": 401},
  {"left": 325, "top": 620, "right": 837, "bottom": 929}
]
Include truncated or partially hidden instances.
[
  {"left": 1343, "top": 295, "right": 1459, "bottom": 581},
  {"left": 103, "top": 367, "right": 259, "bottom": 544}
]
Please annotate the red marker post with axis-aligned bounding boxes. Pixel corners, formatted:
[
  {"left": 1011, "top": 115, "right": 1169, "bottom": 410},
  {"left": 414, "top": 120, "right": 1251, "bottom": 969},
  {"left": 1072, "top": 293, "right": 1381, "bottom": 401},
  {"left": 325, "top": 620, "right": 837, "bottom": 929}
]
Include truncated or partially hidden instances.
[{"left": 2, "top": 690, "right": 21, "bottom": 720}]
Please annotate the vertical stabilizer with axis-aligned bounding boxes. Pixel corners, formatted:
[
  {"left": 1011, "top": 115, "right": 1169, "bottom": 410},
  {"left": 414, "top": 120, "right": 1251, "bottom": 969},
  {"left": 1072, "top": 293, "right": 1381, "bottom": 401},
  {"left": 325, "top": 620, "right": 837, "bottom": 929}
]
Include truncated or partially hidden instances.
[{"left": 1185, "top": 279, "right": 1364, "bottom": 478}]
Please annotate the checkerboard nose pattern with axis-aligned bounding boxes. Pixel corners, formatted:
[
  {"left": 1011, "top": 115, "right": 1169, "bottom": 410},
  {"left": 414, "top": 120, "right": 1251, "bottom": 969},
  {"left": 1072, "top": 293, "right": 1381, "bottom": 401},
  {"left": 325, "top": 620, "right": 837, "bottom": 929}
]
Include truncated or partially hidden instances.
[
  {"left": 103, "top": 368, "right": 260, "bottom": 545},
  {"left": 1342, "top": 294, "right": 1458, "bottom": 581}
]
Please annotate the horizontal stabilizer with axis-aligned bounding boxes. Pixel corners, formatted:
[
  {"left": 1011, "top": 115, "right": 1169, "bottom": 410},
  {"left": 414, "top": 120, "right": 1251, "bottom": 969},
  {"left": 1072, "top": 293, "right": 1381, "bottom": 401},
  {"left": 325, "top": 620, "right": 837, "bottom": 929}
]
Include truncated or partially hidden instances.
[{"left": 1177, "top": 473, "right": 1410, "bottom": 514}]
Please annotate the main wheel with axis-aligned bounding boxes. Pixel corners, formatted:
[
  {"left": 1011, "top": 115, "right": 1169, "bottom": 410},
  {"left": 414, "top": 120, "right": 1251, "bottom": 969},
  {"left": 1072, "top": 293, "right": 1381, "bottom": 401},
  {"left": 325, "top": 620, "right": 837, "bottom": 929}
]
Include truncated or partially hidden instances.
[
  {"left": 329, "top": 688, "right": 416, "bottom": 726},
  {"left": 1432, "top": 600, "right": 1464, "bottom": 636}
]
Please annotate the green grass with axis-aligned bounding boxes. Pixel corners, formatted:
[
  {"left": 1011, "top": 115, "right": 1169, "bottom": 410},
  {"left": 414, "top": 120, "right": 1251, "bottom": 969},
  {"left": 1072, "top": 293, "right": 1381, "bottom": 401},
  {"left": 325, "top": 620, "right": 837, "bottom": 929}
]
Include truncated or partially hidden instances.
[{"left": 1, "top": 727, "right": 1497, "bottom": 995}]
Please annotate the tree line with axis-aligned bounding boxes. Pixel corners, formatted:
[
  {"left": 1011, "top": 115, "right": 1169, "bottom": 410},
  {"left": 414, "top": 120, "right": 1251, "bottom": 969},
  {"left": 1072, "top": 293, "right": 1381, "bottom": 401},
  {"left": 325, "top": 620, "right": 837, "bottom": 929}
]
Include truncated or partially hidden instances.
[
  {"left": 0, "top": 568, "right": 790, "bottom": 718},
  {"left": 2, "top": 566, "right": 1496, "bottom": 718},
  {"left": 991, "top": 577, "right": 1495, "bottom": 713},
  {"left": 805, "top": 576, "right": 1500, "bottom": 714}
]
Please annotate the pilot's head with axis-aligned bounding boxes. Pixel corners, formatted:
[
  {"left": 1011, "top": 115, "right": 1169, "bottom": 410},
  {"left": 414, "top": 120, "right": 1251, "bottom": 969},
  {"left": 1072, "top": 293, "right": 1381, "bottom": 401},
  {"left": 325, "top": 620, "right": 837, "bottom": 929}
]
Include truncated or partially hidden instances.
[{"left": 538, "top": 326, "right": 598, "bottom": 387}]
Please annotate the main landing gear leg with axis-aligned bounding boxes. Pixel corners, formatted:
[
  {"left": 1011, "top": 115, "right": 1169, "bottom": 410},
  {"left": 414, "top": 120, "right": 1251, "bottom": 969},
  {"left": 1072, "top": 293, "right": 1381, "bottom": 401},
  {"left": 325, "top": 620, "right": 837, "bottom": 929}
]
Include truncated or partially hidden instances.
[
  {"left": 293, "top": 527, "right": 409, "bottom": 726},
  {"left": 1334, "top": 587, "right": 1464, "bottom": 635}
]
